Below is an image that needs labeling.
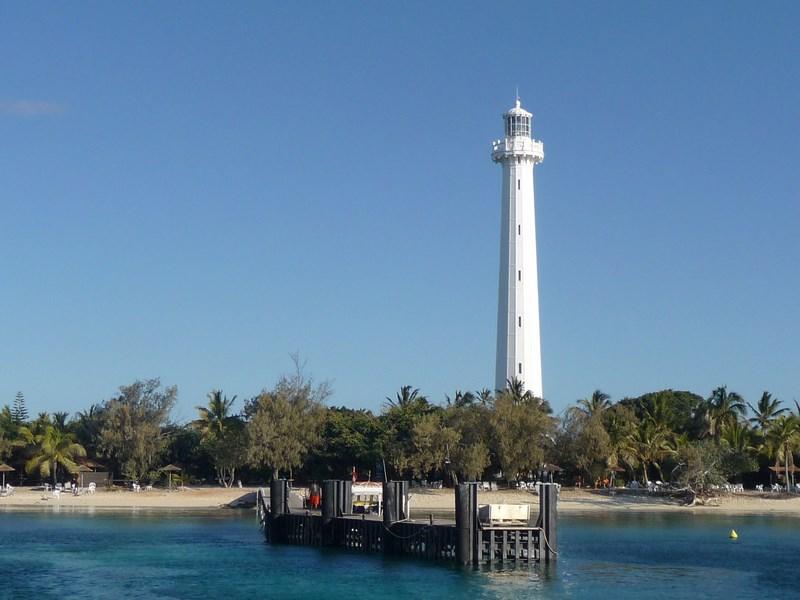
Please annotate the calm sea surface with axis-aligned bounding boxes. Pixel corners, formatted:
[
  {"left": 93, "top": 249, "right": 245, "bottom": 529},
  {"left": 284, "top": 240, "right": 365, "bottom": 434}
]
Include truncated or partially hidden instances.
[{"left": 0, "top": 509, "right": 797, "bottom": 599}]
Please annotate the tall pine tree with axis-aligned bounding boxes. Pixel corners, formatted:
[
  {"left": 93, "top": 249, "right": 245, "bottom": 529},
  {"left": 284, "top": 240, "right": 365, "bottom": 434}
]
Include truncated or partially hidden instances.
[{"left": 12, "top": 391, "right": 28, "bottom": 424}]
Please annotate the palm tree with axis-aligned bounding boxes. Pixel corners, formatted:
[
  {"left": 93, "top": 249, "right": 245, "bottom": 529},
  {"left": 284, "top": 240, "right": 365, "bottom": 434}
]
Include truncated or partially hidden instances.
[
  {"left": 22, "top": 425, "right": 86, "bottom": 485},
  {"left": 704, "top": 386, "right": 746, "bottom": 439},
  {"left": 446, "top": 390, "right": 476, "bottom": 408},
  {"left": 574, "top": 390, "right": 611, "bottom": 419},
  {"left": 765, "top": 415, "right": 800, "bottom": 492},
  {"left": 52, "top": 412, "right": 69, "bottom": 432},
  {"left": 195, "top": 390, "right": 237, "bottom": 436},
  {"left": 476, "top": 388, "right": 493, "bottom": 406},
  {"left": 30, "top": 412, "right": 51, "bottom": 436},
  {"left": 748, "top": 391, "right": 787, "bottom": 432},
  {"left": 631, "top": 420, "right": 674, "bottom": 483},
  {"left": 502, "top": 378, "right": 533, "bottom": 404},
  {"left": 73, "top": 404, "right": 105, "bottom": 455},
  {"left": 0, "top": 429, "right": 24, "bottom": 462},
  {"left": 605, "top": 407, "right": 639, "bottom": 480},
  {"left": 385, "top": 386, "right": 427, "bottom": 410}
]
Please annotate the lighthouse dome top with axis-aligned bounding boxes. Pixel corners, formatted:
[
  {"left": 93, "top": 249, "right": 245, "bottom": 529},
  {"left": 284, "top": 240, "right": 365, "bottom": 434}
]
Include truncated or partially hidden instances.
[
  {"left": 503, "top": 98, "right": 532, "bottom": 138},
  {"left": 505, "top": 98, "right": 532, "bottom": 117}
]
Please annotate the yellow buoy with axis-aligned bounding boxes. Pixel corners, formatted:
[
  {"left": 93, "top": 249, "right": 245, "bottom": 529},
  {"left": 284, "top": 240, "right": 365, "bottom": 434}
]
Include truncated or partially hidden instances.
[{"left": 729, "top": 529, "right": 738, "bottom": 539}]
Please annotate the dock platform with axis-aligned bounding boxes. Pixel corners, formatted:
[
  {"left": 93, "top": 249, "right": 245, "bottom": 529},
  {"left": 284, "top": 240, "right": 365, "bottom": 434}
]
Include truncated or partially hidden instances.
[{"left": 257, "top": 479, "right": 558, "bottom": 566}]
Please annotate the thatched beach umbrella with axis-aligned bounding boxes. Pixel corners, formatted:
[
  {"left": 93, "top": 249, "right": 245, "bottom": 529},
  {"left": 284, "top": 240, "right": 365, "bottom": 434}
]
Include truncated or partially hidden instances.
[
  {"left": 0, "top": 463, "right": 14, "bottom": 488},
  {"left": 161, "top": 464, "right": 182, "bottom": 490},
  {"left": 768, "top": 466, "right": 800, "bottom": 472}
]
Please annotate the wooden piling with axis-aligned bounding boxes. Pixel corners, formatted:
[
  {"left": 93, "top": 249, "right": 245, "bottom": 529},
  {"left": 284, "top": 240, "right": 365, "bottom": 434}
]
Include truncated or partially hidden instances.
[
  {"left": 455, "top": 482, "right": 478, "bottom": 566},
  {"left": 321, "top": 480, "right": 338, "bottom": 545},
  {"left": 270, "top": 479, "right": 289, "bottom": 517},
  {"left": 539, "top": 482, "right": 558, "bottom": 561}
]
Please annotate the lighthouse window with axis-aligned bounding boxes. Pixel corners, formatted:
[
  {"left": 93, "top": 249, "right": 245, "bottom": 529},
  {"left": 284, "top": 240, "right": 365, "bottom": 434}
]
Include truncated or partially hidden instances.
[
  {"left": 518, "top": 316, "right": 522, "bottom": 327},
  {"left": 517, "top": 179, "right": 520, "bottom": 190},
  {"left": 518, "top": 363, "right": 523, "bottom": 374},
  {"left": 518, "top": 270, "right": 521, "bottom": 281},
  {"left": 518, "top": 225, "right": 521, "bottom": 235}
]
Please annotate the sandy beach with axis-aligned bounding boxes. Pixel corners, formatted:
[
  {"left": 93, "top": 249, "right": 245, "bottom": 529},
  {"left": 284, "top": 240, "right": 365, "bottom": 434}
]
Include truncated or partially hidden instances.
[
  {"left": 406, "top": 487, "right": 800, "bottom": 517},
  {"left": 0, "top": 486, "right": 258, "bottom": 511},
  {"left": 3, "top": 485, "right": 800, "bottom": 516}
]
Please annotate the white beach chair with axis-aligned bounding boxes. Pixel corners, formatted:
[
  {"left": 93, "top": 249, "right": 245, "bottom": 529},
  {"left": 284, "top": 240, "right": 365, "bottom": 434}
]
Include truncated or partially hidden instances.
[
  {"left": 88, "top": 482, "right": 96, "bottom": 495},
  {"left": 52, "top": 489, "right": 61, "bottom": 500},
  {"left": 756, "top": 484, "right": 764, "bottom": 492}
]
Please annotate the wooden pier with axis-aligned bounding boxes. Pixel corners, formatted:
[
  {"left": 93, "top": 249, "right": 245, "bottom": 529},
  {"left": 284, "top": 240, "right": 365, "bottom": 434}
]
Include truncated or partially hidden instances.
[{"left": 257, "top": 479, "right": 558, "bottom": 566}]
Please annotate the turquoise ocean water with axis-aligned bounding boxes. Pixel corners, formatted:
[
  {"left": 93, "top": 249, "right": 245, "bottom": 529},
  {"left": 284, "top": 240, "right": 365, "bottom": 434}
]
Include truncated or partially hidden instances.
[{"left": 0, "top": 509, "right": 797, "bottom": 599}]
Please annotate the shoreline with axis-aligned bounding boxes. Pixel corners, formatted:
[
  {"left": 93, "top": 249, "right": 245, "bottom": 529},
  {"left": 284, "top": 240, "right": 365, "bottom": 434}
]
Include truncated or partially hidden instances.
[
  {"left": 0, "top": 486, "right": 259, "bottom": 512},
  {"left": 3, "top": 486, "right": 800, "bottom": 517}
]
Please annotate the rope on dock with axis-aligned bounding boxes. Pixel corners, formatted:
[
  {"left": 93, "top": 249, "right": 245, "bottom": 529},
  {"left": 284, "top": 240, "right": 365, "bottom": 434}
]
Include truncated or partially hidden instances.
[
  {"left": 382, "top": 520, "right": 434, "bottom": 540},
  {"left": 538, "top": 527, "right": 558, "bottom": 556}
]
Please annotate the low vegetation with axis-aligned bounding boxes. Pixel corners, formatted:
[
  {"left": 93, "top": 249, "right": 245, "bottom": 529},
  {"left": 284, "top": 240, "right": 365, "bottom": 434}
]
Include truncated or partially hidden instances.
[{"left": 2, "top": 363, "right": 798, "bottom": 491}]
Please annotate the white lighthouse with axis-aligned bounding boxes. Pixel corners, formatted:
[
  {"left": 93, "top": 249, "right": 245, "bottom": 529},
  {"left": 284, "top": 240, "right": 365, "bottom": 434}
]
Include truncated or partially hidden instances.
[{"left": 492, "top": 98, "right": 545, "bottom": 398}]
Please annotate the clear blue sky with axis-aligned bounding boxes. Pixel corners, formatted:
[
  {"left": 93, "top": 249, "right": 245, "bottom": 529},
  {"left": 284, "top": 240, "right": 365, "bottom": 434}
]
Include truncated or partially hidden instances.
[{"left": 2, "top": 2, "right": 798, "bottom": 421}]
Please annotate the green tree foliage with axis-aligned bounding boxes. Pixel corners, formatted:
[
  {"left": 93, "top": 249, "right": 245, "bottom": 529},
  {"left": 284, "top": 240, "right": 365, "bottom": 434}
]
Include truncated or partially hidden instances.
[
  {"left": 445, "top": 396, "right": 492, "bottom": 483},
  {"left": 380, "top": 385, "right": 434, "bottom": 478},
  {"left": 30, "top": 412, "right": 51, "bottom": 437},
  {"left": 747, "top": 391, "right": 787, "bottom": 432},
  {"left": 409, "top": 412, "right": 460, "bottom": 479},
  {"left": 630, "top": 419, "right": 674, "bottom": 483},
  {"left": 246, "top": 362, "right": 329, "bottom": 481},
  {"left": 308, "top": 407, "right": 382, "bottom": 480},
  {"left": 559, "top": 410, "right": 611, "bottom": 483},
  {"left": 673, "top": 441, "right": 728, "bottom": 494},
  {"left": 12, "top": 392, "right": 28, "bottom": 424},
  {"left": 574, "top": 390, "right": 611, "bottom": 419},
  {"left": 21, "top": 424, "right": 86, "bottom": 484},
  {"left": 98, "top": 379, "right": 177, "bottom": 481},
  {"left": 193, "top": 390, "right": 246, "bottom": 487},
  {"left": 765, "top": 415, "right": 800, "bottom": 491},
  {"left": 7, "top": 370, "right": 796, "bottom": 493},
  {"left": 490, "top": 390, "right": 555, "bottom": 482},
  {"left": 604, "top": 403, "right": 639, "bottom": 476},
  {"left": 195, "top": 390, "right": 237, "bottom": 437},
  {"left": 163, "top": 425, "right": 211, "bottom": 484},
  {"left": 620, "top": 390, "right": 704, "bottom": 435},
  {"left": 719, "top": 421, "right": 758, "bottom": 479},
  {"left": 703, "top": 386, "right": 746, "bottom": 439},
  {"left": 72, "top": 404, "right": 105, "bottom": 458},
  {"left": 52, "top": 412, "right": 69, "bottom": 432}
]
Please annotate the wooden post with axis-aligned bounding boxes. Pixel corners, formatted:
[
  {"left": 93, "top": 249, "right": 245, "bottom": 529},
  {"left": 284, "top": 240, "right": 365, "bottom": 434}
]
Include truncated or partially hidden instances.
[
  {"left": 539, "top": 482, "right": 558, "bottom": 562},
  {"left": 270, "top": 478, "right": 288, "bottom": 517},
  {"left": 382, "top": 481, "right": 396, "bottom": 555},
  {"left": 455, "top": 482, "right": 478, "bottom": 566},
  {"left": 321, "top": 479, "right": 337, "bottom": 546},
  {"left": 337, "top": 480, "right": 353, "bottom": 516}
]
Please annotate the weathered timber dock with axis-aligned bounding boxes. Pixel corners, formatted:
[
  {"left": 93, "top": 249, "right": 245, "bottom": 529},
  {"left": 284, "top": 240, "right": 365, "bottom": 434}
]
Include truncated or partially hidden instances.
[{"left": 257, "top": 479, "right": 557, "bottom": 566}]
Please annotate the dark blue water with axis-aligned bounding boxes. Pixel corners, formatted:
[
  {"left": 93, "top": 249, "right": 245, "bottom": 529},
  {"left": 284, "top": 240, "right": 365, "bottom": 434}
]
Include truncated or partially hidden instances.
[{"left": 0, "top": 509, "right": 797, "bottom": 599}]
